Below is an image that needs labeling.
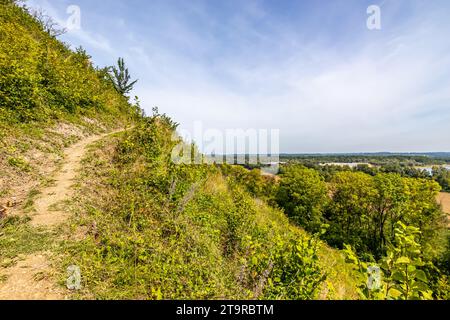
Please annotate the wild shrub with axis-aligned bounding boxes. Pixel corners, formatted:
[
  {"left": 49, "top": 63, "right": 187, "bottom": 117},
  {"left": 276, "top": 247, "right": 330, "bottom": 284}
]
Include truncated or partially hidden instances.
[{"left": 276, "top": 165, "right": 328, "bottom": 232}]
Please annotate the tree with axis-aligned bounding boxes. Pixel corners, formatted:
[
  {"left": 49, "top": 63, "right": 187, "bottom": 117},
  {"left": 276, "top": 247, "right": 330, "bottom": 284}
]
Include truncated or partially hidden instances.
[
  {"left": 324, "top": 171, "right": 444, "bottom": 259},
  {"left": 433, "top": 166, "right": 450, "bottom": 192},
  {"left": 355, "top": 164, "right": 378, "bottom": 176},
  {"left": 109, "top": 57, "right": 138, "bottom": 96},
  {"left": 371, "top": 173, "right": 408, "bottom": 257},
  {"left": 31, "top": 8, "right": 67, "bottom": 37},
  {"left": 325, "top": 171, "right": 376, "bottom": 252},
  {"left": 276, "top": 165, "right": 328, "bottom": 232}
]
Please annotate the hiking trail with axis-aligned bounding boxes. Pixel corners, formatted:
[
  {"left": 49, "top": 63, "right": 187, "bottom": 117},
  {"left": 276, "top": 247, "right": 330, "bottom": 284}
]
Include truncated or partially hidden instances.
[{"left": 0, "top": 129, "right": 125, "bottom": 300}]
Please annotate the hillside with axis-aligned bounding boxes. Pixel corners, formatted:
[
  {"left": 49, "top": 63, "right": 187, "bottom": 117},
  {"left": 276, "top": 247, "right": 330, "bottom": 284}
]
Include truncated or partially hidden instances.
[
  {"left": 0, "top": 2, "right": 359, "bottom": 300},
  {"left": 55, "top": 117, "right": 358, "bottom": 299},
  {"left": 0, "top": 1, "right": 139, "bottom": 212}
]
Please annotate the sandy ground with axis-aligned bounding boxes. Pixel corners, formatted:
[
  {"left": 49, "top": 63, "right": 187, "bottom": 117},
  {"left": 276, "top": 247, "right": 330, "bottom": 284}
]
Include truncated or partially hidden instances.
[
  {"left": 437, "top": 192, "right": 450, "bottom": 215},
  {"left": 0, "top": 254, "right": 63, "bottom": 300}
]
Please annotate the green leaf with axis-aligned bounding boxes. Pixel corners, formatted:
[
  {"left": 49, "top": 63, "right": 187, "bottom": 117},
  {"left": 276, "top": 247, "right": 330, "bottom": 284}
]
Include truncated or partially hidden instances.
[
  {"left": 407, "top": 265, "right": 416, "bottom": 273},
  {"left": 415, "top": 270, "right": 427, "bottom": 282},
  {"left": 388, "top": 288, "right": 403, "bottom": 299},
  {"left": 395, "top": 256, "right": 410, "bottom": 264},
  {"left": 421, "top": 290, "right": 433, "bottom": 300},
  {"left": 414, "top": 281, "right": 429, "bottom": 292},
  {"left": 391, "top": 271, "right": 405, "bottom": 282}
]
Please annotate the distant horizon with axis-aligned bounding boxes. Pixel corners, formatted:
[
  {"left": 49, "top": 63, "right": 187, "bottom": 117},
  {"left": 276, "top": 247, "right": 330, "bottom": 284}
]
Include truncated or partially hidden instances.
[
  {"left": 214, "top": 151, "right": 450, "bottom": 157},
  {"left": 279, "top": 151, "right": 450, "bottom": 156}
]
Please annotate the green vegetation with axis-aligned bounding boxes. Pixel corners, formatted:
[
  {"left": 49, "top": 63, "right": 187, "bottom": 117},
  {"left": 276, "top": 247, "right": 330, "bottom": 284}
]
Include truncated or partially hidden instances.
[
  {"left": 0, "top": 0, "right": 140, "bottom": 228},
  {"left": 7, "top": 156, "right": 31, "bottom": 172},
  {"left": 276, "top": 166, "right": 328, "bottom": 232},
  {"left": 344, "top": 222, "right": 433, "bottom": 300},
  {"left": 0, "top": 0, "right": 138, "bottom": 286},
  {"left": 108, "top": 58, "right": 138, "bottom": 96},
  {"left": 0, "top": 216, "right": 52, "bottom": 262},
  {"left": 61, "top": 114, "right": 334, "bottom": 299},
  {"left": 328, "top": 171, "right": 443, "bottom": 259},
  {"left": 0, "top": 1, "right": 140, "bottom": 125},
  {"left": 433, "top": 167, "right": 450, "bottom": 192},
  {"left": 276, "top": 163, "right": 449, "bottom": 299},
  {"left": 219, "top": 165, "right": 277, "bottom": 202},
  {"left": 279, "top": 154, "right": 450, "bottom": 192},
  {"left": 281, "top": 153, "right": 450, "bottom": 167}
]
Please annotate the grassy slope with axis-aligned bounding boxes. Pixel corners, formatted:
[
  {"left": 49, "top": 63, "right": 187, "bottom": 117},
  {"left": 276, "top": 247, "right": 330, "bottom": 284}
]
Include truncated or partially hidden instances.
[
  {"left": 57, "top": 123, "right": 358, "bottom": 300},
  {"left": 0, "top": 2, "right": 135, "bottom": 273}
]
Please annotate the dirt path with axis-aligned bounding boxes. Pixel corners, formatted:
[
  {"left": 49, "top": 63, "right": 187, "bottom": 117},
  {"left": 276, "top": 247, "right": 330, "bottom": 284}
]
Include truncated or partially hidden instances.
[
  {"left": 0, "top": 129, "right": 125, "bottom": 300},
  {"left": 30, "top": 132, "right": 119, "bottom": 227},
  {"left": 0, "top": 254, "right": 62, "bottom": 300}
]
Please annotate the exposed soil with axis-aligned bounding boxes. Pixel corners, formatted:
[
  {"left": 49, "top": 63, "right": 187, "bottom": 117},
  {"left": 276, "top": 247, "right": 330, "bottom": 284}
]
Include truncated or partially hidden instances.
[
  {"left": 0, "top": 129, "right": 124, "bottom": 300},
  {"left": 0, "top": 253, "right": 63, "bottom": 300},
  {"left": 30, "top": 133, "right": 114, "bottom": 227}
]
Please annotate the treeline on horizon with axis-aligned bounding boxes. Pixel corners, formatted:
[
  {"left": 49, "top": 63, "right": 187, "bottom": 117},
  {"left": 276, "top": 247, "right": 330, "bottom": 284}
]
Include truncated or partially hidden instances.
[{"left": 280, "top": 153, "right": 450, "bottom": 164}]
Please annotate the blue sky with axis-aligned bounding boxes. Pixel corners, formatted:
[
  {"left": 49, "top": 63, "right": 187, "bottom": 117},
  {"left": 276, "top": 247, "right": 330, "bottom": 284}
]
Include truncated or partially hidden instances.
[{"left": 27, "top": 0, "right": 450, "bottom": 153}]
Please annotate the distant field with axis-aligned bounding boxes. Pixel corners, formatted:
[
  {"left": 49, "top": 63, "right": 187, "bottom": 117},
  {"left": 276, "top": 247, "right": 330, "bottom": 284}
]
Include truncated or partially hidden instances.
[
  {"left": 437, "top": 192, "right": 450, "bottom": 214},
  {"left": 437, "top": 193, "right": 450, "bottom": 227}
]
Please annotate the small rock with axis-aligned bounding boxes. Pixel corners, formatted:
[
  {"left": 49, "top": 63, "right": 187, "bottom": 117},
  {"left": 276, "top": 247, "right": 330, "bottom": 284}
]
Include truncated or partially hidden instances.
[{"left": 6, "top": 197, "right": 17, "bottom": 207}]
